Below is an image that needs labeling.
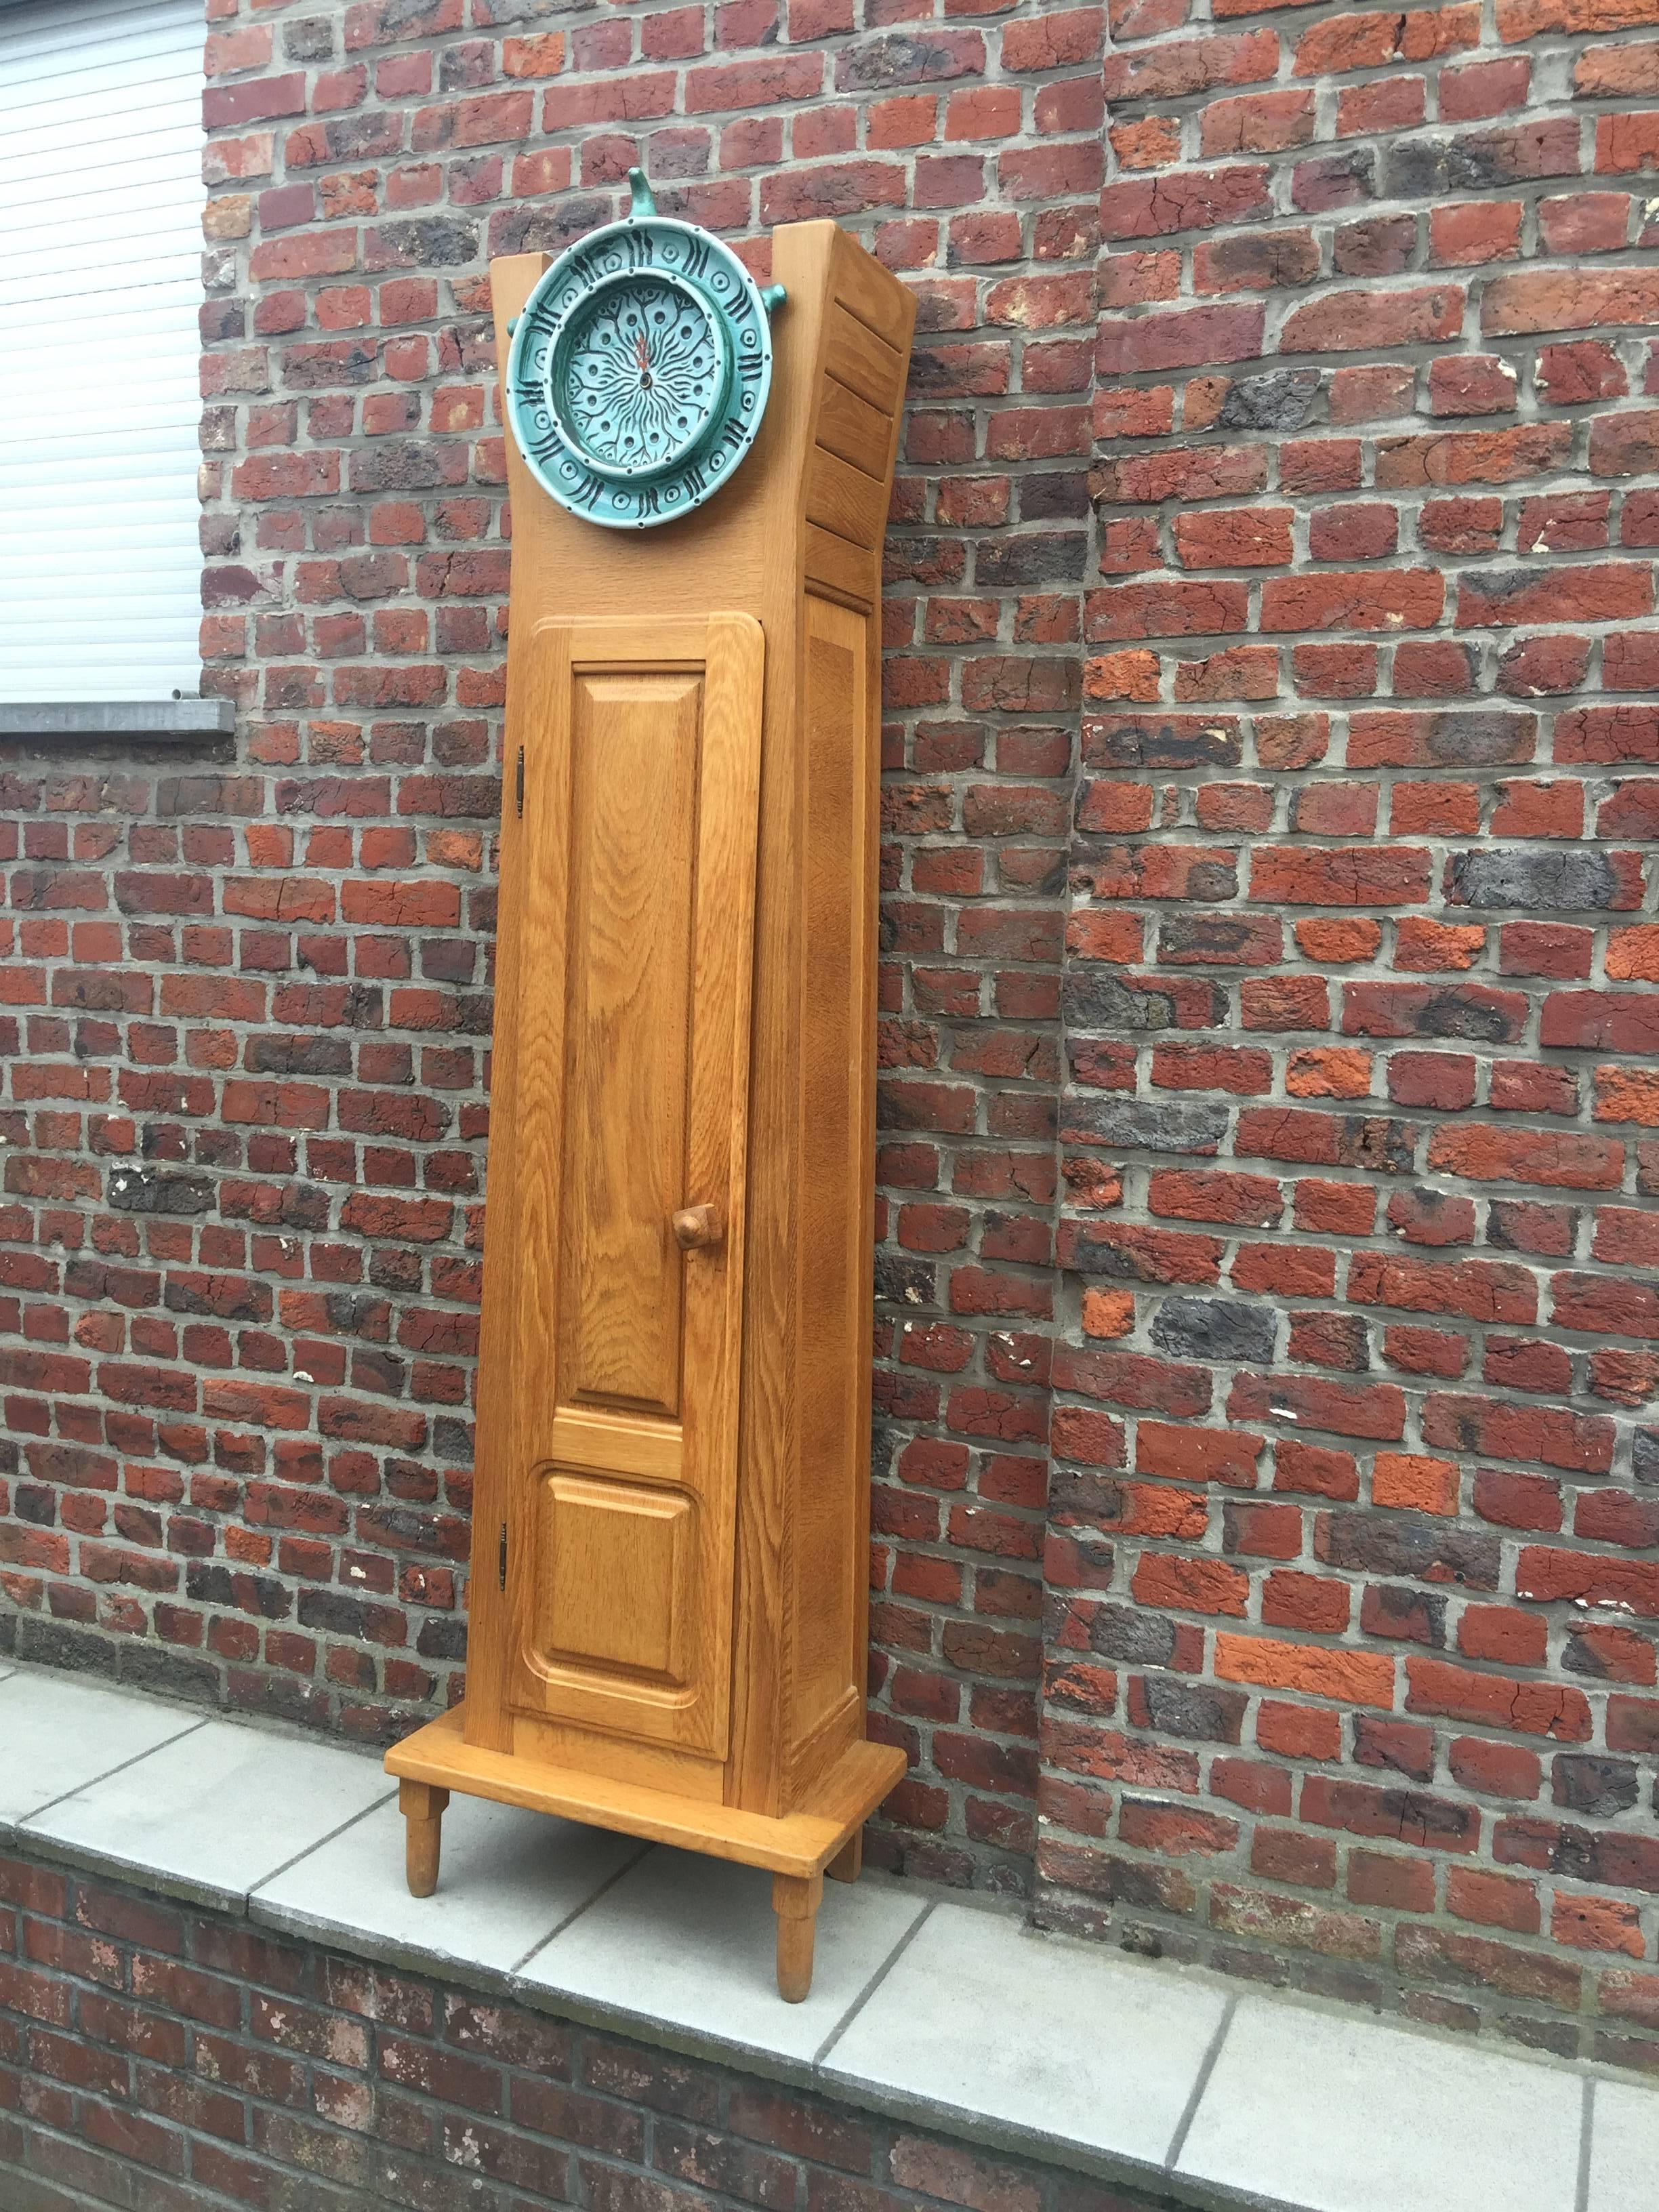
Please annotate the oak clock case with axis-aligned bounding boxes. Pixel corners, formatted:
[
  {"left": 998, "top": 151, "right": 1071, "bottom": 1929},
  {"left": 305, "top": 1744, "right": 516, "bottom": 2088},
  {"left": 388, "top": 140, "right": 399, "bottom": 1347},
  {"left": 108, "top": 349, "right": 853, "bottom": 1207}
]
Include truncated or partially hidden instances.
[{"left": 385, "top": 174, "right": 916, "bottom": 2002}]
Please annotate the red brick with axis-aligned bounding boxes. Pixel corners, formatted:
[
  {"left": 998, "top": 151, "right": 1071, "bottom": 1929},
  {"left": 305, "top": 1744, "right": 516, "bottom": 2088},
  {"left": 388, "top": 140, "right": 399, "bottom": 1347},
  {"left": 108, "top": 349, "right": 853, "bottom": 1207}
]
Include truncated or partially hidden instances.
[{"left": 10, "top": 0, "right": 1656, "bottom": 2056}]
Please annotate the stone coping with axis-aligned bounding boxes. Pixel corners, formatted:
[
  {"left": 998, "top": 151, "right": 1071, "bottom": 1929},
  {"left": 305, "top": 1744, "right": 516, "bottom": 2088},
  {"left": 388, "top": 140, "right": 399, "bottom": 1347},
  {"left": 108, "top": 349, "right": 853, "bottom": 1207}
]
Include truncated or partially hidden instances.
[{"left": 0, "top": 1658, "right": 1650, "bottom": 2212}]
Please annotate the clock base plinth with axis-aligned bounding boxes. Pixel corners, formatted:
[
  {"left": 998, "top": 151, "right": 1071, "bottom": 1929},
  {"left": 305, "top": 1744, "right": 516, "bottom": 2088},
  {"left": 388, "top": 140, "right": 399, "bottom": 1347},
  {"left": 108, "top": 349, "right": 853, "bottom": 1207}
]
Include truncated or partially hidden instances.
[{"left": 386, "top": 1706, "right": 905, "bottom": 2001}]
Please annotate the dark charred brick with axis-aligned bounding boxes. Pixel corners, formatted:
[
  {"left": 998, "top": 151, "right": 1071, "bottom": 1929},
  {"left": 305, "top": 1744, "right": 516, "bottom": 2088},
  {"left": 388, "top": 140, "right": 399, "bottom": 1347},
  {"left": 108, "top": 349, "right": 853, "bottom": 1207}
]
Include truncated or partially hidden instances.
[
  {"left": 1134, "top": 1673, "right": 1248, "bottom": 1744},
  {"left": 1064, "top": 1099, "right": 1231, "bottom": 1155},
  {"left": 1063, "top": 973, "right": 1177, "bottom": 1033},
  {"left": 1018, "top": 473, "right": 1090, "bottom": 523},
  {"left": 244, "top": 1035, "right": 354, "bottom": 1076},
  {"left": 1552, "top": 1755, "right": 1639, "bottom": 1818},
  {"left": 874, "top": 1254, "right": 936, "bottom": 1307},
  {"left": 1317, "top": 1513, "right": 1501, "bottom": 1589},
  {"left": 977, "top": 533, "right": 1089, "bottom": 587},
  {"left": 186, "top": 1565, "right": 291, "bottom": 1618},
  {"left": 1334, "top": 1117, "right": 1418, "bottom": 1173},
  {"left": 1449, "top": 850, "right": 1620, "bottom": 912},
  {"left": 1151, "top": 1297, "right": 1277, "bottom": 1364},
  {"left": 1362, "top": 1584, "right": 1447, "bottom": 1647},
  {"left": 1084, "top": 716, "right": 1244, "bottom": 771},
  {"left": 1217, "top": 369, "right": 1322, "bottom": 432},
  {"left": 1070, "top": 1601, "right": 1179, "bottom": 1668},
  {"left": 106, "top": 1168, "right": 216, "bottom": 1216}
]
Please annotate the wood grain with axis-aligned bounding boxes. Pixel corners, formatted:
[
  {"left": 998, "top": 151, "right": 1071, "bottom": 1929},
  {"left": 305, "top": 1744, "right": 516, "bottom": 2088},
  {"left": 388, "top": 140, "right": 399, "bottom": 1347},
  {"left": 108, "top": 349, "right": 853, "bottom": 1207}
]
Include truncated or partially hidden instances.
[
  {"left": 830, "top": 239, "right": 914, "bottom": 351},
  {"left": 389, "top": 1703, "right": 907, "bottom": 1878},
  {"left": 558, "top": 666, "right": 701, "bottom": 1417},
  {"left": 790, "top": 596, "right": 868, "bottom": 1769},
  {"left": 811, "top": 375, "right": 892, "bottom": 478},
  {"left": 804, "top": 444, "right": 890, "bottom": 553},
  {"left": 498, "top": 615, "right": 762, "bottom": 1761},
  {"left": 536, "top": 1473, "right": 693, "bottom": 1682},
  {"left": 821, "top": 303, "right": 905, "bottom": 416},
  {"left": 400, "top": 1779, "right": 447, "bottom": 1898},
  {"left": 772, "top": 1870, "right": 823, "bottom": 2003},
  {"left": 403, "top": 224, "right": 916, "bottom": 1973}
]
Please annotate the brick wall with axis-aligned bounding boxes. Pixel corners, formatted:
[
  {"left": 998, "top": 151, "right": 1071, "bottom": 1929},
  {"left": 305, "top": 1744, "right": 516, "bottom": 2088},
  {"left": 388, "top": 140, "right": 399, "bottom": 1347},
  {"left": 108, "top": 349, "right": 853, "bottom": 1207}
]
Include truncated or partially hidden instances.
[
  {"left": 0, "top": 1849, "right": 1160, "bottom": 2212},
  {"left": 5, "top": 0, "right": 1659, "bottom": 2067},
  {"left": 1042, "top": 0, "right": 1659, "bottom": 2068},
  {"left": 0, "top": 0, "right": 1098, "bottom": 1898}
]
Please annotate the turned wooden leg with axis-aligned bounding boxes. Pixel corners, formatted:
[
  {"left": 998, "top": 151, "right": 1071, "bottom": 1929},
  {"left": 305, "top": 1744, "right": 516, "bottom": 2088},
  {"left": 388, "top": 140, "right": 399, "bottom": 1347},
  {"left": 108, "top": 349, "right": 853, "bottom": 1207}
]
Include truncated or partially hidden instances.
[
  {"left": 773, "top": 1871, "right": 823, "bottom": 2003},
  {"left": 825, "top": 1829, "right": 862, "bottom": 1884},
  {"left": 401, "top": 1780, "right": 448, "bottom": 1898}
]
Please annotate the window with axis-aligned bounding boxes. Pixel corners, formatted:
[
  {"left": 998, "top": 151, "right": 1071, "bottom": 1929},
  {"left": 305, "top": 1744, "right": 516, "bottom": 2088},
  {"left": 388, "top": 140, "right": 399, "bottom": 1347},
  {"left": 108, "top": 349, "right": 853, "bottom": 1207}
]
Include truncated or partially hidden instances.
[{"left": 0, "top": 0, "right": 205, "bottom": 705}]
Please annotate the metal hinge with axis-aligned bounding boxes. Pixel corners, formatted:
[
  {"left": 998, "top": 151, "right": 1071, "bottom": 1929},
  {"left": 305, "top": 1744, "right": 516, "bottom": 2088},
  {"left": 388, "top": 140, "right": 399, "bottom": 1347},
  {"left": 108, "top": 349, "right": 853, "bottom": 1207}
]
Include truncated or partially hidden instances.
[
  {"left": 515, "top": 746, "right": 525, "bottom": 817},
  {"left": 497, "top": 1523, "right": 508, "bottom": 1591}
]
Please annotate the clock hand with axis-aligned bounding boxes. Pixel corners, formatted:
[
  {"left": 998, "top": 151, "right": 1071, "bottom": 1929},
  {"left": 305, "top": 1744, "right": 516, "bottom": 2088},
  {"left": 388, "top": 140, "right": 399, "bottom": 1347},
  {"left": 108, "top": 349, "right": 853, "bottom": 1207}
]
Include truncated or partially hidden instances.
[{"left": 634, "top": 331, "right": 653, "bottom": 390}]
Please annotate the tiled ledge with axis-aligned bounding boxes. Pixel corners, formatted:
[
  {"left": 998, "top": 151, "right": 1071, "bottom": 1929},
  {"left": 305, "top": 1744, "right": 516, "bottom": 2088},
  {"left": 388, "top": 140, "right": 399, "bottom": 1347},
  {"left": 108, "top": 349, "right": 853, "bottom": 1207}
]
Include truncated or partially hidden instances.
[{"left": 0, "top": 1657, "right": 1651, "bottom": 2212}]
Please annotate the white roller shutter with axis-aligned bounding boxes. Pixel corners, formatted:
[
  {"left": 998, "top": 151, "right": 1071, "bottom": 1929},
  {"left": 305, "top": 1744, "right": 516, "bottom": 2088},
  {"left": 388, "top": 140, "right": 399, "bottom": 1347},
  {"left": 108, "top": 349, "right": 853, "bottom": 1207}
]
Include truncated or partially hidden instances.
[{"left": 0, "top": 0, "right": 205, "bottom": 703}]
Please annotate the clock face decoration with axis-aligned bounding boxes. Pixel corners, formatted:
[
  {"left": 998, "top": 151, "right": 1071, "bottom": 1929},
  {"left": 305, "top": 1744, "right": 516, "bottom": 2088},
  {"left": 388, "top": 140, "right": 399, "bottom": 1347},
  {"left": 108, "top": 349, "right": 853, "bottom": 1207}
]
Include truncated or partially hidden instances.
[{"left": 507, "top": 171, "right": 785, "bottom": 529}]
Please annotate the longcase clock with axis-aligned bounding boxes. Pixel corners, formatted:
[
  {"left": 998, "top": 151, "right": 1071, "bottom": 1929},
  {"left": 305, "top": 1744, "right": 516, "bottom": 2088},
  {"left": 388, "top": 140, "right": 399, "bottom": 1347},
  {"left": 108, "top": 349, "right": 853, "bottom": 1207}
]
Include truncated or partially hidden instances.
[{"left": 385, "top": 176, "right": 916, "bottom": 2000}]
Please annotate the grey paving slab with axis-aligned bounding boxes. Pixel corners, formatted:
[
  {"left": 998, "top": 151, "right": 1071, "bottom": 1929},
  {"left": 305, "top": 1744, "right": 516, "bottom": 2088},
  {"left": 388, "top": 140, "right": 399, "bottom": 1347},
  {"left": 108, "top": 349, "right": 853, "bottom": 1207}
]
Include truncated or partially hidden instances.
[
  {"left": 0, "top": 1669, "right": 204, "bottom": 1830},
  {"left": 253, "top": 1791, "right": 644, "bottom": 1978},
  {"left": 823, "top": 1902, "right": 1227, "bottom": 2171},
  {"left": 21, "top": 1717, "right": 395, "bottom": 1911},
  {"left": 514, "top": 1845, "right": 928, "bottom": 2066},
  {"left": 1588, "top": 2077, "right": 1659, "bottom": 2212},
  {"left": 2, "top": 1656, "right": 1644, "bottom": 2212},
  {"left": 1178, "top": 1996, "right": 1582, "bottom": 2212}
]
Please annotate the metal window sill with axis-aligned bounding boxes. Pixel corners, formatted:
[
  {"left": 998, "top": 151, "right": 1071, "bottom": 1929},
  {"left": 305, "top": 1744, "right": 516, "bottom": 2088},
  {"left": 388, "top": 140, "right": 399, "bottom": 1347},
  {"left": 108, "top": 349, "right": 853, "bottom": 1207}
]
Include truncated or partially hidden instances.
[{"left": 0, "top": 699, "right": 236, "bottom": 741}]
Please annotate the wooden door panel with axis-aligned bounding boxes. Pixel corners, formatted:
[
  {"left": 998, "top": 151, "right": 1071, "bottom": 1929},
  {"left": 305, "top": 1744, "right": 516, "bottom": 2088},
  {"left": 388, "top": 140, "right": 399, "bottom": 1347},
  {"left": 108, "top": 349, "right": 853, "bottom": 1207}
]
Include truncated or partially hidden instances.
[
  {"left": 504, "top": 615, "right": 763, "bottom": 1760},
  {"left": 558, "top": 668, "right": 701, "bottom": 1418},
  {"left": 535, "top": 1473, "right": 694, "bottom": 1684}
]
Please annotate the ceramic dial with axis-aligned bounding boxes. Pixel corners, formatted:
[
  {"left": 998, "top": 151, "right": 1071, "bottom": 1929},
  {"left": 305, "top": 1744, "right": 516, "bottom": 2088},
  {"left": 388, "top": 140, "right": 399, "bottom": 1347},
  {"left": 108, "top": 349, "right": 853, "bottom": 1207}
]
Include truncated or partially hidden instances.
[
  {"left": 554, "top": 273, "right": 730, "bottom": 482},
  {"left": 507, "top": 170, "right": 784, "bottom": 530}
]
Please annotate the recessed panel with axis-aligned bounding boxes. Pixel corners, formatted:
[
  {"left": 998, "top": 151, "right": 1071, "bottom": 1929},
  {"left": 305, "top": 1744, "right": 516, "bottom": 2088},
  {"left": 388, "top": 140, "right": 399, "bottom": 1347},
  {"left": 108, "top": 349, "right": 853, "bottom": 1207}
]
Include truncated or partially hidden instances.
[
  {"left": 813, "top": 375, "right": 892, "bottom": 477},
  {"left": 822, "top": 302, "right": 904, "bottom": 415},
  {"left": 794, "top": 599, "right": 868, "bottom": 1723},
  {"left": 558, "top": 670, "right": 702, "bottom": 1416},
  {"left": 535, "top": 1471, "right": 693, "bottom": 1685},
  {"left": 805, "top": 445, "right": 888, "bottom": 552}
]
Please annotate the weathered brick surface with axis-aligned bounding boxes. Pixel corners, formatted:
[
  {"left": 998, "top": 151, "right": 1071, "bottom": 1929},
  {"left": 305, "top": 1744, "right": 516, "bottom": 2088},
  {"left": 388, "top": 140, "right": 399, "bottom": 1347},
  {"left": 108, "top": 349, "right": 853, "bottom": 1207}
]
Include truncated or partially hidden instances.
[
  {"left": 1044, "top": 0, "right": 1659, "bottom": 2068},
  {"left": 5, "top": 0, "right": 1659, "bottom": 2066},
  {"left": 0, "top": 1850, "right": 1161, "bottom": 2212},
  {"left": 0, "top": 0, "right": 1098, "bottom": 1902}
]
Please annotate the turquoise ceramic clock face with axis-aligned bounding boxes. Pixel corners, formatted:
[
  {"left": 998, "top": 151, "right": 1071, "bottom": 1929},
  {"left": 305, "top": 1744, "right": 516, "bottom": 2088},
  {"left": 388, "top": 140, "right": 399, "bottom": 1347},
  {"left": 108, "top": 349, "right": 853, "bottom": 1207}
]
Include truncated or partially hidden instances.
[
  {"left": 507, "top": 171, "right": 784, "bottom": 530},
  {"left": 553, "top": 272, "right": 731, "bottom": 482}
]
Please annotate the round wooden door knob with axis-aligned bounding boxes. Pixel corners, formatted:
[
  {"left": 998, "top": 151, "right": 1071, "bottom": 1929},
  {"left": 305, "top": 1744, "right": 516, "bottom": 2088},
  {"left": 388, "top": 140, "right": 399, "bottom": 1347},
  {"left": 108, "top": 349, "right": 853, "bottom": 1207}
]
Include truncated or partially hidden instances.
[{"left": 672, "top": 1204, "right": 722, "bottom": 1250}]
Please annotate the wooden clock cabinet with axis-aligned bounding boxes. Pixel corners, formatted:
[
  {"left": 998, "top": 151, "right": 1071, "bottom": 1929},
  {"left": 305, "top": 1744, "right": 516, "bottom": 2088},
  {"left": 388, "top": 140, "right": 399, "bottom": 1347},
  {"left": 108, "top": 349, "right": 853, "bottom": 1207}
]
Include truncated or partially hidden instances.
[{"left": 385, "top": 216, "right": 916, "bottom": 2000}]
